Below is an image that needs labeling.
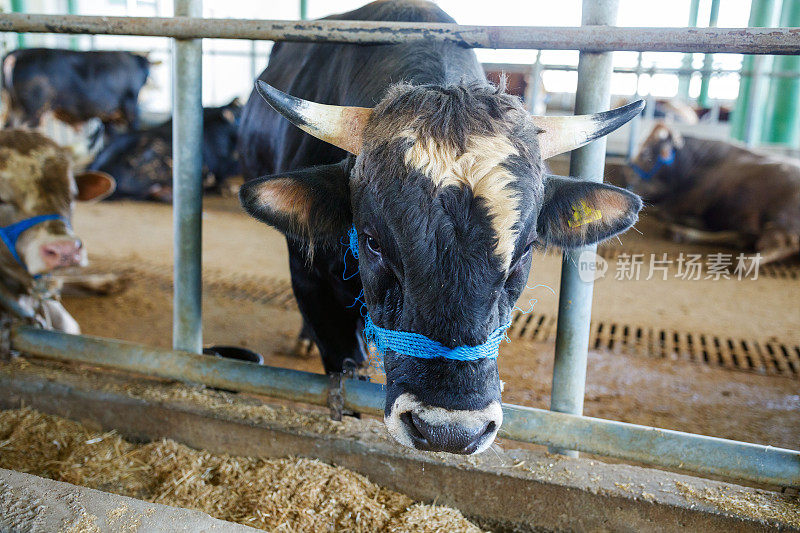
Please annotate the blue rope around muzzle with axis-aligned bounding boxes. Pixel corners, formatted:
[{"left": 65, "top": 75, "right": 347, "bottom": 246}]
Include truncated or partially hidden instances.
[
  {"left": 347, "top": 226, "right": 511, "bottom": 362},
  {"left": 629, "top": 147, "right": 675, "bottom": 181},
  {"left": 0, "top": 214, "right": 70, "bottom": 275}
]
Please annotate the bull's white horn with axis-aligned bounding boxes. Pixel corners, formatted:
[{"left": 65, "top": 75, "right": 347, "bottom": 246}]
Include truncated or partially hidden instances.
[
  {"left": 532, "top": 100, "right": 645, "bottom": 159},
  {"left": 256, "top": 81, "right": 372, "bottom": 155}
]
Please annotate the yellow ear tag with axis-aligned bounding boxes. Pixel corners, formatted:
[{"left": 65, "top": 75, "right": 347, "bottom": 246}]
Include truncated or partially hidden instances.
[{"left": 567, "top": 200, "right": 602, "bottom": 228}]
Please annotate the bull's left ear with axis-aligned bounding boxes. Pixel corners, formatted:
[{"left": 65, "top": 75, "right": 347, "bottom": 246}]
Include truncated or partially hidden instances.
[
  {"left": 75, "top": 171, "right": 116, "bottom": 202},
  {"left": 537, "top": 175, "right": 642, "bottom": 248},
  {"left": 239, "top": 160, "right": 352, "bottom": 245}
]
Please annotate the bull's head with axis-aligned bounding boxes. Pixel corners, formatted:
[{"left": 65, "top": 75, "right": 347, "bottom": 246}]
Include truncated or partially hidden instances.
[
  {"left": 625, "top": 123, "right": 683, "bottom": 200},
  {"left": 0, "top": 130, "right": 115, "bottom": 281},
  {"left": 242, "top": 82, "right": 642, "bottom": 454}
]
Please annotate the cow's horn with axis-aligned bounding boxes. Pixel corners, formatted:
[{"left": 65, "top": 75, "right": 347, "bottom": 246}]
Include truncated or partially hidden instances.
[
  {"left": 532, "top": 99, "right": 645, "bottom": 159},
  {"left": 255, "top": 81, "right": 372, "bottom": 155}
]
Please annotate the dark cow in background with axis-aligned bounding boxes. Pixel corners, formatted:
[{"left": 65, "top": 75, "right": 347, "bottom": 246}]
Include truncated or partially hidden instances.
[
  {"left": 0, "top": 130, "right": 115, "bottom": 333},
  {"left": 1, "top": 48, "right": 150, "bottom": 130},
  {"left": 89, "top": 99, "right": 242, "bottom": 202},
  {"left": 625, "top": 124, "right": 800, "bottom": 263},
  {"left": 238, "top": 0, "right": 642, "bottom": 455}
]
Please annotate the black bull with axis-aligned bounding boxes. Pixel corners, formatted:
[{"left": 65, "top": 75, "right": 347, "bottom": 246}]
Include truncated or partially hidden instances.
[
  {"left": 1, "top": 48, "right": 149, "bottom": 129},
  {"left": 88, "top": 100, "right": 242, "bottom": 202},
  {"left": 238, "top": 0, "right": 643, "bottom": 455}
]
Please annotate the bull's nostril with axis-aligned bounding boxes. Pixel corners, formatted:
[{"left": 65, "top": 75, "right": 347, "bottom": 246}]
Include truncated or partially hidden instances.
[
  {"left": 400, "top": 411, "right": 428, "bottom": 446},
  {"left": 401, "top": 414, "right": 497, "bottom": 454}
]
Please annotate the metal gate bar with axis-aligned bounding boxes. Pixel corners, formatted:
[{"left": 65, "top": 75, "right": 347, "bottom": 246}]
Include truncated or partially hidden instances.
[
  {"left": 550, "top": 0, "right": 617, "bottom": 457},
  {"left": 9, "top": 324, "right": 799, "bottom": 488},
  {"left": 2, "top": 13, "right": 800, "bottom": 53},
  {"left": 171, "top": 0, "right": 203, "bottom": 354}
]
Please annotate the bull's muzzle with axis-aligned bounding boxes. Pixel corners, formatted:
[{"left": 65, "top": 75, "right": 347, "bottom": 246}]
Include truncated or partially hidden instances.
[{"left": 386, "top": 393, "right": 502, "bottom": 455}]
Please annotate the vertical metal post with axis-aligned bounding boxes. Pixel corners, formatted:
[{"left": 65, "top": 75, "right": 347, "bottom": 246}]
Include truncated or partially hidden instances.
[
  {"left": 763, "top": 0, "right": 800, "bottom": 146},
  {"left": 549, "top": 0, "right": 619, "bottom": 457},
  {"left": 66, "top": 0, "right": 79, "bottom": 50},
  {"left": 627, "top": 52, "right": 643, "bottom": 160},
  {"left": 172, "top": 0, "right": 203, "bottom": 354},
  {"left": 10, "top": 0, "right": 26, "bottom": 48},
  {"left": 299, "top": 0, "right": 308, "bottom": 20},
  {"left": 526, "top": 50, "right": 543, "bottom": 114},
  {"left": 250, "top": 40, "right": 258, "bottom": 80},
  {"left": 732, "top": 0, "right": 780, "bottom": 144},
  {"left": 677, "top": 0, "right": 701, "bottom": 100},
  {"left": 697, "top": 0, "right": 720, "bottom": 108},
  {"left": 741, "top": 54, "right": 766, "bottom": 145}
]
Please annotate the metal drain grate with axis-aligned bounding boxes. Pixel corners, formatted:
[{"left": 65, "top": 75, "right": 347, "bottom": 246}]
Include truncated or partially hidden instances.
[
  {"left": 81, "top": 259, "right": 799, "bottom": 377},
  {"left": 508, "top": 312, "right": 800, "bottom": 378},
  {"left": 85, "top": 258, "right": 297, "bottom": 309}
]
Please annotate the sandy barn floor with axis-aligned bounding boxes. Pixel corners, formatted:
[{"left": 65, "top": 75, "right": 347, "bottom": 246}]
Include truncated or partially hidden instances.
[{"left": 60, "top": 197, "right": 800, "bottom": 451}]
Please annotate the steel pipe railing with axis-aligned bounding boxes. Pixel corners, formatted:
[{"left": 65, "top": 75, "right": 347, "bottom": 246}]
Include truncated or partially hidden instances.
[
  {"left": 0, "top": 284, "right": 34, "bottom": 321},
  {"left": 9, "top": 325, "right": 799, "bottom": 488},
  {"left": 2, "top": 13, "right": 800, "bottom": 54},
  {"left": 171, "top": 0, "right": 203, "bottom": 354},
  {"left": 550, "top": 0, "right": 618, "bottom": 458},
  {"left": 484, "top": 62, "right": 800, "bottom": 79}
]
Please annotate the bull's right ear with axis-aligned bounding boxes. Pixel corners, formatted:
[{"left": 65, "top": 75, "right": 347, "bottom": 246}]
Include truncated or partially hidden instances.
[{"left": 239, "top": 161, "right": 352, "bottom": 245}]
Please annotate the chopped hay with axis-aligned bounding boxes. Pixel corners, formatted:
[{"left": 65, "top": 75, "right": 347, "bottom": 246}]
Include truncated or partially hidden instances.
[
  {"left": 675, "top": 480, "right": 800, "bottom": 528},
  {"left": 6, "top": 357, "right": 374, "bottom": 438},
  {"left": 112, "top": 380, "right": 359, "bottom": 436},
  {"left": 0, "top": 408, "right": 483, "bottom": 532}
]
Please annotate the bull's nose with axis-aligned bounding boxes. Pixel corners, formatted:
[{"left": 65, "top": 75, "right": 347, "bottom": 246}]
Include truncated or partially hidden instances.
[
  {"left": 400, "top": 411, "right": 496, "bottom": 455},
  {"left": 40, "top": 239, "right": 83, "bottom": 269}
]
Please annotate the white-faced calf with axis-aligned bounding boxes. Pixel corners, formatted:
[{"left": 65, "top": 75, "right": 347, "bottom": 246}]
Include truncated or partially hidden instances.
[{"left": 0, "top": 129, "right": 114, "bottom": 332}]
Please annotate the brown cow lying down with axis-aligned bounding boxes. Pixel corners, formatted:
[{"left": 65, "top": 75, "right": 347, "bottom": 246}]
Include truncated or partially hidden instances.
[
  {"left": 625, "top": 124, "right": 800, "bottom": 263},
  {"left": 0, "top": 130, "right": 115, "bottom": 332}
]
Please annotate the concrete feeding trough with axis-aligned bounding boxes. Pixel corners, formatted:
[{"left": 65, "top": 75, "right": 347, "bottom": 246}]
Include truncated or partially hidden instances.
[
  {"left": 0, "top": 468, "right": 259, "bottom": 532},
  {"left": 1, "top": 357, "right": 797, "bottom": 532}
]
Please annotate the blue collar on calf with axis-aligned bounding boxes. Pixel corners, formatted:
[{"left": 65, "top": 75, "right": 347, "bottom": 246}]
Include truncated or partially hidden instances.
[
  {"left": 629, "top": 148, "right": 675, "bottom": 181},
  {"left": 348, "top": 225, "right": 511, "bottom": 361},
  {"left": 0, "top": 214, "right": 70, "bottom": 273}
]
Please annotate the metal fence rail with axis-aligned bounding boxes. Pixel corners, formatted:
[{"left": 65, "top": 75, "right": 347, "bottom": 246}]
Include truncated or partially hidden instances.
[
  {"left": 171, "top": 0, "right": 203, "bottom": 354},
  {"left": 1, "top": 11, "right": 799, "bottom": 489},
  {"left": 3, "top": 13, "right": 800, "bottom": 53},
  {"left": 549, "top": 0, "right": 618, "bottom": 457},
  {"left": 10, "top": 324, "right": 800, "bottom": 488}
]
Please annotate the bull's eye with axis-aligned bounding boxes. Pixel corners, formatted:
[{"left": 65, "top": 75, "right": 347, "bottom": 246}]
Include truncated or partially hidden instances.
[
  {"left": 522, "top": 241, "right": 534, "bottom": 255},
  {"left": 365, "top": 235, "right": 382, "bottom": 256}
]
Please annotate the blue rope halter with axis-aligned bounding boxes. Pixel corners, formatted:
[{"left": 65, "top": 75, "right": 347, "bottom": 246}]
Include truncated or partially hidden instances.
[
  {"left": 348, "top": 226, "right": 511, "bottom": 362},
  {"left": 0, "top": 214, "right": 70, "bottom": 275},
  {"left": 629, "top": 147, "right": 675, "bottom": 181}
]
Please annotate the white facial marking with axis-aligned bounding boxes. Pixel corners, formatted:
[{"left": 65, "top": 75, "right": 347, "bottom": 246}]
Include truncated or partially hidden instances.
[
  {"left": 385, "top": 392, "right": 503, "bottom": 455},
  {"left": 19, "top": 225, "right": 87, "bottom": 276},
  {"left": 404, "top": 133, "right": 521, "bottom": 270}
]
